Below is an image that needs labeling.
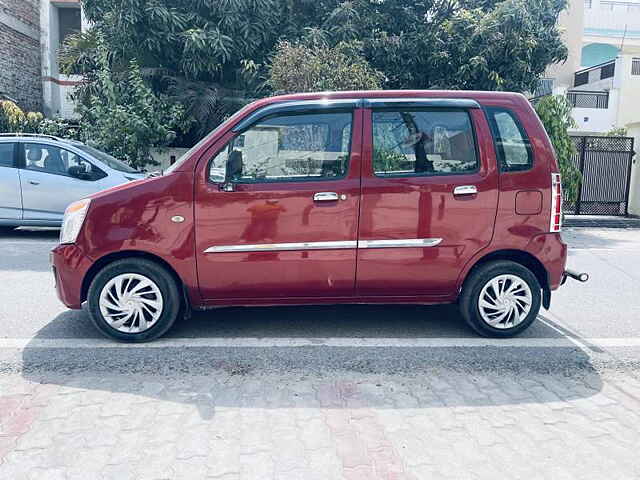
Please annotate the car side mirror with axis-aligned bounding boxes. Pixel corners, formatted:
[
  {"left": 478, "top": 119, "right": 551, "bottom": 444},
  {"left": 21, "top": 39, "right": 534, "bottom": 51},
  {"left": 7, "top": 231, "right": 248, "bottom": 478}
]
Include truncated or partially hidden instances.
[{"left": 219, "top": 150, "right": 243, "bottom": 192}]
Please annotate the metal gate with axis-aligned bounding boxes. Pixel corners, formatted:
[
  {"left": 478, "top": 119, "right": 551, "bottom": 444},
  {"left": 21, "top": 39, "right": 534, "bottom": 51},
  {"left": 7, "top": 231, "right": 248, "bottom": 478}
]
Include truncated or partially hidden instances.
[{"left": 564, "top": 136, "right": 635, "bottom": 216}]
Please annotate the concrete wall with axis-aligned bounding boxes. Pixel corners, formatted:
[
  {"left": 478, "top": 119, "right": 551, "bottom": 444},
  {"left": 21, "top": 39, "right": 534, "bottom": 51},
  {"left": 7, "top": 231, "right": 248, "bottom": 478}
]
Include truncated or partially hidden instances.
[
  {"left": 546, "top": 0, "right": 585, "bottom": 89},
  {"left": 626, "top": 122, "right": 640, "bottom": 216},
  {"left": 584, "top": 0, "right": 640, "bottom": 40},
  {"left": 41, "top": 0, "right": 82, "bottom": 119},
  {"left": 615, "top": 55, "right": 640, "bottom": 129},
  {"left": 149, "top": 147, "right": 190, "bottom": 172},
  {"left": 0, "top": 0, "right": 42, "bottom": 112}
]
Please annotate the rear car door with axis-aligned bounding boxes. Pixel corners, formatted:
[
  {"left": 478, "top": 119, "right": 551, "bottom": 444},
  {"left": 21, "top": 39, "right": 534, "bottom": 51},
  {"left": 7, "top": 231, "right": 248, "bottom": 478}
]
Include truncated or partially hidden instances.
[
  {"left": 356, "top": 99, "right": 499, "bottom": 298},
  {"left": 0, "top": 142, "right": 22, "bottom": 220},
  {"left": 19, "top": 142, "right": 109, "bottom": 222},
  {"left": 194, "top": 102, "right": 363, "bottom": 300}
]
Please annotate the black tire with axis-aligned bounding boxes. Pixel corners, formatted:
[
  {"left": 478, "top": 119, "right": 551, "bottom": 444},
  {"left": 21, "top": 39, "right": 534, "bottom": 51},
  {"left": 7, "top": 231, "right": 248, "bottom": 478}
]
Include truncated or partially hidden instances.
[
  {"left": 0, "top": 226, "right": 15, "bottom": 234},
  {"left": 459, "top": 260, "right": 541, "bottom": 338},
  {"left": 87, "top": 258, "right": 181, "bottom": 342}
]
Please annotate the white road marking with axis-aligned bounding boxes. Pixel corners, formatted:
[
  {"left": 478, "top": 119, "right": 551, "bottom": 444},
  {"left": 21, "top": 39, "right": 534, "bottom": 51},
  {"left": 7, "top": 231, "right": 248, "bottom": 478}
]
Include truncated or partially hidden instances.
[
  {"left": 569, "top": 248, "right": 639, "bottom": 251},
  {"left": 1, "top": 337, "right": 640, "bottom": 349}
]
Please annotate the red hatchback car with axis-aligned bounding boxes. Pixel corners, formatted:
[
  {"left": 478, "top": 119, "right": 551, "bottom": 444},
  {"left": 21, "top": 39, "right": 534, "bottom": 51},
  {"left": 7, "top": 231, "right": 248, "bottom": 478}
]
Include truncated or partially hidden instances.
[{"left": 51, "top": 90, "right": 587, "bottom": 342}]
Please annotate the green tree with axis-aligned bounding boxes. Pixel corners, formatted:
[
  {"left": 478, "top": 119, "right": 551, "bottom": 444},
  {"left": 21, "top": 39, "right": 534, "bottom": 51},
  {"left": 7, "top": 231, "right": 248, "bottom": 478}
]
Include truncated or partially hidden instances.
[
  {"left": 0, "top": 100, "right": 29, "bottom": 132},
  {"left": 62, "top": 0, "right": 570, "bottom": 145},
  {"left": 327, "top": 0, "right": 568, "bottom": 93},
  {"left": 606, "top": 126, "right": 628, "bottom": 137},
  {"left": 78, "top": 36, "right": 185, "bottom": 168},
  {"left": 534, "top": 95, "right": 581, "bottom": 203},
  {"left": 0, "top": 100, "right": 77, "bottom": 138},
  {"left": 267, "top": 40, "right": 384, "bottom": 93}
]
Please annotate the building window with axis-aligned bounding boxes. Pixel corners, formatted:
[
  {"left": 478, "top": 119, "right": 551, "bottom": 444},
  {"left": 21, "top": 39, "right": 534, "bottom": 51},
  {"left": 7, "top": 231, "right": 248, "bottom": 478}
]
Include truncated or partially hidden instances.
[
  {"left": 58, "top": 7, "right": 81, "bottom": 48},
  {"left": 633, "top": 58, "right": 640, "bottom": 76},
  {"left": 584, "top": 0, "right": 592, "bottom": 8}
]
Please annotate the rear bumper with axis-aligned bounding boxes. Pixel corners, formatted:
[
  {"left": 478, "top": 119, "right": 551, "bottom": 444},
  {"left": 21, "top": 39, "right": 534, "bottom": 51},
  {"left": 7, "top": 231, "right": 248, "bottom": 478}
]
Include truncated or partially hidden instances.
[
  {"left": 526, "top": 232, "right": 567, "bottom": 290},
  {"left": 50, "top": 244, "right": 93, "bottom": 309}
]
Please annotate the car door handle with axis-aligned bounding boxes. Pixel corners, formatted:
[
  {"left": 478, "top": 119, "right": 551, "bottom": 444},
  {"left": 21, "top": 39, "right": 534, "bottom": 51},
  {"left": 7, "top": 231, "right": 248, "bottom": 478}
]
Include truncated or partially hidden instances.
[
  {"left": 453, "top": 185, "right": 477, "bottom": 196},
  {"left": 28, "top": 180, "right": 40, "bottom": 186},
  {"left": 313, "top": 192, "right": 339, "bottom": 202}
]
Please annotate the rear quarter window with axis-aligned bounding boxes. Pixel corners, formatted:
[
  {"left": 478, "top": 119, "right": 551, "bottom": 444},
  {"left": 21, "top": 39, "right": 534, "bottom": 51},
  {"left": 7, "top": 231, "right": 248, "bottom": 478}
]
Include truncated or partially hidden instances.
[{"left": 486, "top": 107, "right": 533, "bottom": 172}]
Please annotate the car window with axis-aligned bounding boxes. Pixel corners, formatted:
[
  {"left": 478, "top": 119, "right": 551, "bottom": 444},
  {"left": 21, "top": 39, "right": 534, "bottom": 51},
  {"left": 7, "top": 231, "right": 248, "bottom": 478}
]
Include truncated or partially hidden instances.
[
  {"left": 24, "top": 143, "right": 106, "bottom": 181},
  {"left": 0, "top": 143, "right": 15, "bottom": 168},
  {"left": 75, "top": 144, "right": 139, "bottom": 173},
  {"left": 208, "top": 111, "right": 353, "bottom": 183},
  {"left": 372, "top": 109, "right": 478, "bottom": 177},
  {"left": 486, "top": 107, "right": 533, "bottom": 172}
]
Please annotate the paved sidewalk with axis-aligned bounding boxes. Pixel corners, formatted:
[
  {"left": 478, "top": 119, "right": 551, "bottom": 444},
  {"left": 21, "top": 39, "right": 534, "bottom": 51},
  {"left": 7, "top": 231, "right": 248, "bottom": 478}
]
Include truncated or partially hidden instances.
[{"left": 2, "top": 367, "right": 640, "bottom": 480}]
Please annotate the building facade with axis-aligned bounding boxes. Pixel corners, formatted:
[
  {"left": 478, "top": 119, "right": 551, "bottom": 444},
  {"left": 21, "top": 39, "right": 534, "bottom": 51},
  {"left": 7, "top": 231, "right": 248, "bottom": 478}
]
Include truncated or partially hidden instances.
[
  {"left": 0, "top": 0, "right": 82, "bottom": 118},
  {"left": 0, "top": 0, "right": 42, "bottom": 112},
  {"left": 540, "top": 0, "right": 640, "bottom": 216},
  {"left": 542, "top": 0, "right": 640, "bottom": 135}
]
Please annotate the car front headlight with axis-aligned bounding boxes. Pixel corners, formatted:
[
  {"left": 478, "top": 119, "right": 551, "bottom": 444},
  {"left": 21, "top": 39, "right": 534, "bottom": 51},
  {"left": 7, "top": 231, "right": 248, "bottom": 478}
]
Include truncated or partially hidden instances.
[{"left": 60, "top": 199, "right": 91, "bottom": 244}]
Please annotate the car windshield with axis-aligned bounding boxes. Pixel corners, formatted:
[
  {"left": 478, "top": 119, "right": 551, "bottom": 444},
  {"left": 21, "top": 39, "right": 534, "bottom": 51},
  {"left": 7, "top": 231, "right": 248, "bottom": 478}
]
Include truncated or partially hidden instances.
[
  {"left": 164, "top": 102, "right": 255, "bottom": 175},
  {"left": 75, "top": 145, "right": 140, "bottom": 173}
]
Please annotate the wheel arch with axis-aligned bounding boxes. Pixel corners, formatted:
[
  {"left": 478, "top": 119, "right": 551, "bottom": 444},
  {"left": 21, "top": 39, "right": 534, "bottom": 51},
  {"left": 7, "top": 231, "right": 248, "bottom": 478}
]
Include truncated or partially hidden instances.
[
  {"left": 458, "top": 249, "right": 551, "bottom": 309},
  {"left": 81, "top": 250, "right": 187, "bottom": 307}
]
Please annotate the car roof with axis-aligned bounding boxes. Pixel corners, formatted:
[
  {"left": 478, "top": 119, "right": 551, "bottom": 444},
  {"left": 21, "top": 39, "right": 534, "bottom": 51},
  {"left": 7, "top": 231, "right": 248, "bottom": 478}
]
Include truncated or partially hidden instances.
[{"left": 0, "top": 133, "right": 84, "bottom": 146}]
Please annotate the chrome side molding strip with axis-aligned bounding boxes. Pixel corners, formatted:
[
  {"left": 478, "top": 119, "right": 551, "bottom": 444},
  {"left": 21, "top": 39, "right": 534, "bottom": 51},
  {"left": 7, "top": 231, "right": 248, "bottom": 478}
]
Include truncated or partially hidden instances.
[
  {"left": 204, "top": 240, "right": 357, "bottom": 254},
  {"left": 203, "top": 238, "right": 443, "bottom": 254},
  {"left": 359, "top": 238, "right": 443, "bottom": 249}
]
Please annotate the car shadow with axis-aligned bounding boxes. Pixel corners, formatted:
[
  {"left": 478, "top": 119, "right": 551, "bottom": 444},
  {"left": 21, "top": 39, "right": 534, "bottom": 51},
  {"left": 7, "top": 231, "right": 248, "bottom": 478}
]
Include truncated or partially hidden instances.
[
  {"left": 0, "top": 226, "right": 60, "bottom": 239},
  {"left": 19, "top": 305, "right": 604, "bottom": 418},
  {"left": 563, "top": 227, "right": 639, "bottom": 249}
]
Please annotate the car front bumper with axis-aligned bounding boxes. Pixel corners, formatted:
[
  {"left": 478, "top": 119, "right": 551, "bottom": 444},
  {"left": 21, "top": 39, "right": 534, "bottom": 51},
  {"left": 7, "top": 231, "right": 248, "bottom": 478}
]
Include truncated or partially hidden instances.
[{"left": 50, "top": 243, "right": 93, "bottom": 309}]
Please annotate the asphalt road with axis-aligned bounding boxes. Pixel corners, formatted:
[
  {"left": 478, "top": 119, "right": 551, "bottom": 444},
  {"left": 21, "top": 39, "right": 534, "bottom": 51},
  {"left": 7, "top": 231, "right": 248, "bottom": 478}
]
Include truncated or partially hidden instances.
[
  {"left": 2, "top": 227, "right": 640, "bottom": 479},
  {"left": 0, "top": 226, "right": 639, "bottom": 373}
]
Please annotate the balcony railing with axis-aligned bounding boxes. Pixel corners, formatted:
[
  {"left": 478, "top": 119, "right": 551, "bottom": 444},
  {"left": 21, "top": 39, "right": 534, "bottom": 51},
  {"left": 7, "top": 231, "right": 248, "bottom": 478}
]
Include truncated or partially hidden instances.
[
  {"left": 567, "top": 91, "right": 610, "bottom": 109},
  {"left": 633, "top": 58, "right": 640, "bottom": 75},
  {"left": 574, "top": 60, "right": 616, "bottom": 87}
]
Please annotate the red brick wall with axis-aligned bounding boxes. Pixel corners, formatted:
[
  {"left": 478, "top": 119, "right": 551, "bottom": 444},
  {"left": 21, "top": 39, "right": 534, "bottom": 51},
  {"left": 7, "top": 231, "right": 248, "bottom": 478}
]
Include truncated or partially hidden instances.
[{"left": 0, "top": 0, "right": 42, "bottom": 112}]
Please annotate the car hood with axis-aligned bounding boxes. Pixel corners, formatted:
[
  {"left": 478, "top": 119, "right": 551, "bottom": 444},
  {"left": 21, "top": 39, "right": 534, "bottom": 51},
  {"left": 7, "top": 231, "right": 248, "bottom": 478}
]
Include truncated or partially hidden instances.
[{"left": 88, "top": 174, "right": 156, "bottom": 201}]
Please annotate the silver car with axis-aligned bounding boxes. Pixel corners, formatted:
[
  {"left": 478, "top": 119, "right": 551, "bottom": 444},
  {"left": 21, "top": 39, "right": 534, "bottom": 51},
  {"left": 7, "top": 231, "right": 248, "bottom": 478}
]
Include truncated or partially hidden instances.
[{"left": 0, "top": 134, "right": 144, "bottom": 228}]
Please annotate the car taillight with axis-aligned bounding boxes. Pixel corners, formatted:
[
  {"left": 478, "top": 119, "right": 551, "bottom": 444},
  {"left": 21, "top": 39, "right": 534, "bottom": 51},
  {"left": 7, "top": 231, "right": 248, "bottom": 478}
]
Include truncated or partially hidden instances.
[{"left": 550, "top": 173, "right": 562, "bottom": 232}]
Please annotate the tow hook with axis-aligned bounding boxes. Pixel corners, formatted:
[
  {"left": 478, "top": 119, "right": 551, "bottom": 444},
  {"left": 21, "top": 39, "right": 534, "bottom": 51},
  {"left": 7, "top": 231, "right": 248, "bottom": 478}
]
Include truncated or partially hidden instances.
[{"left": 562, "top": 269, "right": 589, "bottom": 285}]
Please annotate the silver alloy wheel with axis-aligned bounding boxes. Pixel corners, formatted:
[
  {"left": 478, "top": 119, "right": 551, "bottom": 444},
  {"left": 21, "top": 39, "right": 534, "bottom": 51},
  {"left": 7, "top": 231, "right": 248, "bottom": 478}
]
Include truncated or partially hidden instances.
[
  {"left": 478, "top": 274, "right": 533, "bottom": 329},
  {"left": 98, "top": 273, "right": 164, "bottom": 333}
]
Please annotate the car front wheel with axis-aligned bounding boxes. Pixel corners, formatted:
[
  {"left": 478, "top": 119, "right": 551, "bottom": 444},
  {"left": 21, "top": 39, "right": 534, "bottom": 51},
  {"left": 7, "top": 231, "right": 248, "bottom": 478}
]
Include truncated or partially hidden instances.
[
  {"left": 87, "top": 258, "right": 181, "bottom": 342},
  {"left": 459, "top": 260, "right": 541, "bottom": 338}
]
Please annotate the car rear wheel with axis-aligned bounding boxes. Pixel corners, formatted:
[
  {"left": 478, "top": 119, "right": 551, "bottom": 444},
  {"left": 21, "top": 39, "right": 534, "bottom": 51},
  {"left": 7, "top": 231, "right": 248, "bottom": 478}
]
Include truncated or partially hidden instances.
[
  {"left": 87, "top": 258, "right": 181, "bottom": 342},
  {"left": 459, "top": 260, "right": 541, "bottom": 338}
]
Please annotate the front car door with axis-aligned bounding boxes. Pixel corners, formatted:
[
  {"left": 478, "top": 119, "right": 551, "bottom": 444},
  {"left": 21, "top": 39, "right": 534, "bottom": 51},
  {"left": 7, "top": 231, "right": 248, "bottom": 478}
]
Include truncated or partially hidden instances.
[
  {"left": 356, "top": 99, "right": 499, "bottom": 299},
  {"left": 0, "top": 142, "right": 22, "bottom": 220},
  {"left": 19, "top": 142, "right": 108, "bottom": 222},
  {"left": 195, "top": 101, "right": 363, "bottom": 300}
]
